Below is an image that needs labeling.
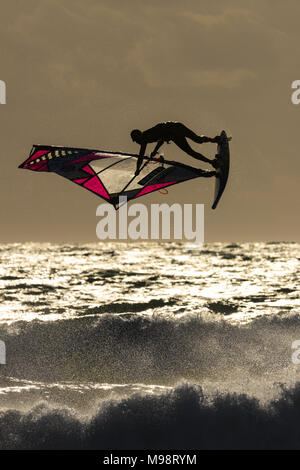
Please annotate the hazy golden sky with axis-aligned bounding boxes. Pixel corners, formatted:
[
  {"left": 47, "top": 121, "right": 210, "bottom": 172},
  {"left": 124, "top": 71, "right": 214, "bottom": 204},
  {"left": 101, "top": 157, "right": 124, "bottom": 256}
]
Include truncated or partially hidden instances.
[{"left": 1, "top": 0, "right": 300, "bottom": 242}]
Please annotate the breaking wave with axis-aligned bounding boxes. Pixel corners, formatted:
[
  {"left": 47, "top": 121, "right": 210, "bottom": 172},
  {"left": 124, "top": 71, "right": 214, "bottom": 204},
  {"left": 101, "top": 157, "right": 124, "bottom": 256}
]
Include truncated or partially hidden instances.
[
  {"left": 2, "top": 382, "right": 300, "bottom": 449},
  {"left": 1, "top": 312, "right": 300, "bottom": 387}
]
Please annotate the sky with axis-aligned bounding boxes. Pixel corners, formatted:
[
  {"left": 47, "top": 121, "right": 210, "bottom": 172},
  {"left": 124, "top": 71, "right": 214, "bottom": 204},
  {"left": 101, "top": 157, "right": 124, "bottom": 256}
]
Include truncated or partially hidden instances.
[{"left": 1, "top": 0, "right": 300, "bottom": 242}]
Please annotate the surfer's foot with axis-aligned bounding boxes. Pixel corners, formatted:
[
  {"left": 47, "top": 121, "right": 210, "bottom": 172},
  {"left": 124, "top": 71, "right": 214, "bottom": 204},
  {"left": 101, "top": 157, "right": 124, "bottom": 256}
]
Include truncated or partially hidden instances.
[
  {"left": 211, "top": 157, "right": 219, "bottom": 169},
  {"left": 211, "top": 135, "right": 221, "bottom": 144}
]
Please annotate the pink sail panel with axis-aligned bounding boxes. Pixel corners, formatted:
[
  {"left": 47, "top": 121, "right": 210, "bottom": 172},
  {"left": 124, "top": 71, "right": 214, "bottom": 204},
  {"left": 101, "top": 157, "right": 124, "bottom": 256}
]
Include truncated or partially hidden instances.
[
  {"left": 83, "top": 176, "right": 110, "bottom": 199},
  {"left": 136, "top": 181, "right": 176, "bottom": 197},
  {"left": 74, "top": 178, "right": 89, "bottom": 185},
  {"left": 26, "top": 160, "right": 49, "bottom": 172},
  {"left": 82, "top": 164, "right": 95, "bottom": 175},
  {"left": 23, "top": 150, "right": 50, "bottom": 167}
]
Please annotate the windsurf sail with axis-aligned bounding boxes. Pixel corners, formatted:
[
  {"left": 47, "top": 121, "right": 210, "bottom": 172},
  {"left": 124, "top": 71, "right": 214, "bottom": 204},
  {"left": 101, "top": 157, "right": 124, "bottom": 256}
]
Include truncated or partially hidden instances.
[{"left": 18, "top": 145, "right": 205, "bottom": 209}]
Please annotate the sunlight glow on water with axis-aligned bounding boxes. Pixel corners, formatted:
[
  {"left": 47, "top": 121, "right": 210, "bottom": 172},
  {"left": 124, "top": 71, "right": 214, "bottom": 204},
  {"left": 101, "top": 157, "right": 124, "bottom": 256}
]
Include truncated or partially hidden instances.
[{"left": 0, "top": 242, "right": 298, "bottom": 324}]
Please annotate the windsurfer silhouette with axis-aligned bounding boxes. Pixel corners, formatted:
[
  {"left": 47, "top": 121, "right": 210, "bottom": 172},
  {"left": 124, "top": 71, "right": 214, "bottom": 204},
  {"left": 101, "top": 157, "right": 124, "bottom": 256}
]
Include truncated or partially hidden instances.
[{"left": 131, "top": 121, "right": 220, "bottom": 176}]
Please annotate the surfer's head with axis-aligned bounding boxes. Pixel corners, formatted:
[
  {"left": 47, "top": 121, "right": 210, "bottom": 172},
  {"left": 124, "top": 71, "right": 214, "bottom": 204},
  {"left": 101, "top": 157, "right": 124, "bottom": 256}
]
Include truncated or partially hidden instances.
[{"left": 131, "top": 129, "right": 142, "bottom": 143}]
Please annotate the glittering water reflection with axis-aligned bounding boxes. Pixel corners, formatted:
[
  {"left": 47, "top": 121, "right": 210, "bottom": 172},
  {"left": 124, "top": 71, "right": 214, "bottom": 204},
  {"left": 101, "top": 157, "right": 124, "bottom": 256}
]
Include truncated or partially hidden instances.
[{"left": 0, "top": 242, "right": 298, "bottom": 324}]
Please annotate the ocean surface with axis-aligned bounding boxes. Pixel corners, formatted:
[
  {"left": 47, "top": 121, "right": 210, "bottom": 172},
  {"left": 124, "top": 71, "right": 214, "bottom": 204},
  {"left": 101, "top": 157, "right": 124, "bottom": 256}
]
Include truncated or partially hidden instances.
[{"left": 0, "top": 241, "right": 300, "bottom": 449}]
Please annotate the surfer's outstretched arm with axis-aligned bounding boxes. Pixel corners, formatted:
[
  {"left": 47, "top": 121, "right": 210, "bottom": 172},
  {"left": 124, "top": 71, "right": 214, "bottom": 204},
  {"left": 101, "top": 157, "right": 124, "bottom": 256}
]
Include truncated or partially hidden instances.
[
  {"left": 150, "top": 140, "right": 164, "bottom": 158},
  {"left": 135, "top": 142, "right": 147, "bottom": 176}
]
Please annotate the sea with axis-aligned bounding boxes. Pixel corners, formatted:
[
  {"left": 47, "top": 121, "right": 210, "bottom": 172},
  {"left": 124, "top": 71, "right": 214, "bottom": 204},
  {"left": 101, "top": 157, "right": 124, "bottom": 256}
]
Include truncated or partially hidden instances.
[{"left": 0, "top": 241, "right": 299, "bottom": 449}]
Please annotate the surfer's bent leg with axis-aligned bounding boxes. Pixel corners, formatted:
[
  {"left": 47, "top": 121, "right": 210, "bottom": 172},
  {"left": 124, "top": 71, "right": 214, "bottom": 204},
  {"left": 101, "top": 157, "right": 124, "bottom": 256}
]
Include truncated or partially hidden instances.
[
  {"left": 175, "top": 124, "right": 216, "bottom": 144},
  {"left": 172, "top": 136, "right": 213, "bottom": 164}
]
